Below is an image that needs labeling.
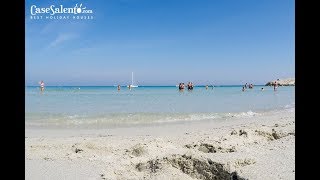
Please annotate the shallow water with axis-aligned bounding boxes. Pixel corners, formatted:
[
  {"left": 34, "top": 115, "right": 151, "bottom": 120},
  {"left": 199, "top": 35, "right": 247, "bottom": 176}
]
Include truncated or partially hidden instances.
[{"left": 25, "top": 86, "right": 294, "bottom": 128}]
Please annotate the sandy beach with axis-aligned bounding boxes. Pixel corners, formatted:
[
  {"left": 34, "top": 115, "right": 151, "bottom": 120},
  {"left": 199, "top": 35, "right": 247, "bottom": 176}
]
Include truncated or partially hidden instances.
[
  {"left": 25, "top": 0, "right": 295, "bottom": 179},
  {"left": 25, "top": 109, "right": 295, "bottom": 180}
]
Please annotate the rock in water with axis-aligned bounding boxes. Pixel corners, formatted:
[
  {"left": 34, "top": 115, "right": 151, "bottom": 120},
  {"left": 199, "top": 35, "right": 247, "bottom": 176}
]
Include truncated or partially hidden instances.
[{"left": 265, "top": 78, "right": 295, "bottom": 86}]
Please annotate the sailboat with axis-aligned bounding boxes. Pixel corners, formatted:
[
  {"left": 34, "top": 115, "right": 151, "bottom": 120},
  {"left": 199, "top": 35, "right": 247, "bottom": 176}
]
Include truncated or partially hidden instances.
[{"left": 127, "top": 72, "right": 138, "bottom": 88}]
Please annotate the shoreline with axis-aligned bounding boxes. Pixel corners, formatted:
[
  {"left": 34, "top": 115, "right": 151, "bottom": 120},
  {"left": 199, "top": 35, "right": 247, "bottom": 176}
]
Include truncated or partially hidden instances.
[
  {"left": 26, "top": 109, "right": 295, "bottom": 179},
  {"left": 25, "top": 108, "right": 294, "bottom": 137}
]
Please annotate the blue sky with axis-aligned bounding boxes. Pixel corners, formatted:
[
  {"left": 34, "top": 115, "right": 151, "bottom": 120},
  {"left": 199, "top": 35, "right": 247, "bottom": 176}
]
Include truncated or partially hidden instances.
[{"left": 26, "top": 0, "right": 294, "bottom": 86}]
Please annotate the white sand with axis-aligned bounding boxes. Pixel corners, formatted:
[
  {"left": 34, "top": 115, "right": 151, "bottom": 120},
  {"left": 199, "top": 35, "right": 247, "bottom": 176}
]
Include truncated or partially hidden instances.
[{"left": 25, "top": 109, "right": 295, "bottom": 180}]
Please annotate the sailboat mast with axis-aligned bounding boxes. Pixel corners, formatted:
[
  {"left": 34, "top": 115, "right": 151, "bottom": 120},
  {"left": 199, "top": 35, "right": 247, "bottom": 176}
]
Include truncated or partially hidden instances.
[{"left": 131, "top": 72, "right": 133, "bottom": 85}]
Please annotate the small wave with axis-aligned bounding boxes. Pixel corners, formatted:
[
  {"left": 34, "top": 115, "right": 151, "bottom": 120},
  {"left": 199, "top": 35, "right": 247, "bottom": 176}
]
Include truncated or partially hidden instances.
[
  {"left": 25, "top": 112, "right": 225, "bottom": 128},
  {"left": 233, "top": 110, "right": 258, "bottom": 118},
  {"left": 283, "top": 103, "right": 295, "bottom": 112},
  {"left": 284, "top": 102, "right": 295, "bottom": 109},
  {"left": 25, "top": 110, "right": 263, "bottom": 129},
  {"left": 285, "top": 106, "right": 295, "bottom": 112},
  {"left": 67, "top": 115, "right": 81, "bottom": 119}
]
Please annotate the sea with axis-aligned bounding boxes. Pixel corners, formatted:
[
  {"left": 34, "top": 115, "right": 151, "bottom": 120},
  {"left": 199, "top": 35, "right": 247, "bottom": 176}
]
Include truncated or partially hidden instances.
[{"left": 25, "top": 85, "right": 295, "bottom": 129}]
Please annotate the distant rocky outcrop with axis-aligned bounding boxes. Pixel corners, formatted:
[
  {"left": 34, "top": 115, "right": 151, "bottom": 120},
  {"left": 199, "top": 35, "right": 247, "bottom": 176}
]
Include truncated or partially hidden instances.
[{"left": 265, "top": 78, "right": 295, "bottom": 86}]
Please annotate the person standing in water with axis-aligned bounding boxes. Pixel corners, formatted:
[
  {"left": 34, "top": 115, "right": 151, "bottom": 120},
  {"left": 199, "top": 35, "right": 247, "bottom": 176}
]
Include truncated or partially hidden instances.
[
  {"left": 117, "top": 85, "right": 121, "bottom": 91},
  {"left": 187, "top": 82, "right": 194, "bottom": 90},
  {"left": 273, "top": 81, "right": 278, "bottom": 91},
  {"left": 39, "top": 80, "right": 45, "bottom": 92},
  {"left": 178, "top": 83, "right": 185, "bottom": 91}
]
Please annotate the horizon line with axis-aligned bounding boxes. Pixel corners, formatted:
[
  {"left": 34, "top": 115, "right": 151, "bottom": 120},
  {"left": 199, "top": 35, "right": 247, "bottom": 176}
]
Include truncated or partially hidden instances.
[{"left": 26, "top": 84, "right": 266, "bottom": 87}]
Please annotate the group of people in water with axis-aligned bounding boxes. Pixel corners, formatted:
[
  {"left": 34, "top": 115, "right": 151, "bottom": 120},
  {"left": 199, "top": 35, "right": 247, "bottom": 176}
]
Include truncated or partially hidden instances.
[
  {"left": 178, "top": 82, "right": 194, "bottom": 91},
  {"left": 242, "top": 83, "right": 254, "bottom": 91},
  {"left": 117, "top": 82, "right": 209, "bottom": 92},
  {"left": 242, "top": 81, "right": 279, "bottom": 91}
]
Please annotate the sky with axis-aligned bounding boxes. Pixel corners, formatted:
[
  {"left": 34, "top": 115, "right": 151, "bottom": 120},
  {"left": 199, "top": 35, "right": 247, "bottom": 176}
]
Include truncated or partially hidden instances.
[{"left": 26, "top": 0, "right": 295, "bottom": 86}]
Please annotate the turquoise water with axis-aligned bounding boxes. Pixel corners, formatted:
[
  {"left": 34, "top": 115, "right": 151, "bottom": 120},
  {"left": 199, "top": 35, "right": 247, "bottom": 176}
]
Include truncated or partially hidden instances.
[{"left": 25, "top": 86, "right": 295, "bottom": 128}]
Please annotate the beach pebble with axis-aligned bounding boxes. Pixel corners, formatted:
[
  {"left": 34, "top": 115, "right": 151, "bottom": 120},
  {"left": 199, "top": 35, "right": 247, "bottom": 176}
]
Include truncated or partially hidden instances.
[
  {"left": 231, "top": 130, "right": 238, "bottom": 135},
  {"left": 239, "top": 130, "right": 248, "bottom": 137}
]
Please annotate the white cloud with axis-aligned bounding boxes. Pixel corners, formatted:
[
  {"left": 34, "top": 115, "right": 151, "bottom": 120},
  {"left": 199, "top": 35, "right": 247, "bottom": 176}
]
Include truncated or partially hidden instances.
[{"left": 48, "top": 33, "right": 78, "bottom": 48}]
